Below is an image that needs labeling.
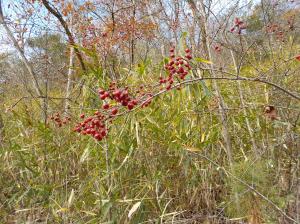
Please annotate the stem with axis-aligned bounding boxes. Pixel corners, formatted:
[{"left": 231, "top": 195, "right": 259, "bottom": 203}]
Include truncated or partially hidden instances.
[
  {"left": 230, "top": 50, "right": 258, "bottom": 156},
  {"left": 64, "top": 47, "right": 75, "bottom": 115}
]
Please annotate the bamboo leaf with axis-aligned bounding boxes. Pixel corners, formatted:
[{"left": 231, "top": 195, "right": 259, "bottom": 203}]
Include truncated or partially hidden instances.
[{"left": 194, "top": 57, "right": 212, "bottom": 64}]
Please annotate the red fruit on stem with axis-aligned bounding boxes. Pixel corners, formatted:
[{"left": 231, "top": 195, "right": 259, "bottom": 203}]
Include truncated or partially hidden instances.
[
  {"left": 185, "top": 54, "right": 192, "bottom": 60},
  {"left": 185, "top": 48, "right": 190, "bottom": 53},
  {"left": 94, "top": 133, "right": 102, "bottom": 141},
  {"left": 80, "top": 114, "right": 85, "bottom": 119},
  {"left": 111, "top": 108, "right": 118, "bottom": 115},
  {"left": 296, "top": 55, "right": 300, "bottom": 61},
  {"left": 127, "top": 102, "right": 134, "bottom": 110},
  {"left": 103, "top": 104, "right": 110, "bottom": 110},
  {"left": 98, "top": 89, "right": 105, "bottom": 94},
  {"left": 122, "top": 101, "right": 128, "bottom": 106},
  {"left": 132, "top": 100, "right": 138, "bottom": 105}
]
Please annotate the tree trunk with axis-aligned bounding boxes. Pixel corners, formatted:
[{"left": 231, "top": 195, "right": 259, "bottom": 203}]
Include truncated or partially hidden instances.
[{"left": 64, "top": 47, "right": 75, "bottom": 115}]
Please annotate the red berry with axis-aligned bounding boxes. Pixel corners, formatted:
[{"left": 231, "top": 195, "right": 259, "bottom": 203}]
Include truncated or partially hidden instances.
[
  {"left": 127, "top": 102, "right": 134, "bottom": 110},
  {"left": 185, "top": 54, "right": 192, "bottom": 60},
  {"left": 178, "top": 67, "right": 185, "bottom": 73},
  {"left": 121, "top": 101, "right": 128, "bottom": 106},
  {"left": 94, "top": 133, "right": 102, "bottom": 141},
  {"left": 80, "top": 114, "right": 85, "bottom": 119},
  {"left": 98, "top": 89, "right": 105, "bottom": 94},
  {"left": 103, "top": 104, "right": 110, "bottom": 110},
  {"left": 111, "top": 108, "right": 118, "bottom": 115},
  {"left": 296, "top": 55, "right": 300, "bottom": 61},
  {"left": 113, "top": 89, "right": 121, "bottom": 97},
  {"left": 185, "top": 48, "right": 190, "bottom": 53}
]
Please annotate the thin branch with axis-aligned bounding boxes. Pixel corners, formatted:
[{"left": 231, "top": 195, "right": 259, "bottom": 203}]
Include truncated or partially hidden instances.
[
  {"left": 112, "top": 75, "right": 300, "bottom": 118},
  {"left": 41, "top": 0, "right": 86, "bottom": 72},
  {"left": 0, "top": 0, "right": 43, "bottom": 97}
]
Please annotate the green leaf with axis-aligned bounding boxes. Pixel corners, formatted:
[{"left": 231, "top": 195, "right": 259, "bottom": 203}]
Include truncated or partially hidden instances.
[{"left": 194, "top": 57, "right": 212, "bottom": 64}]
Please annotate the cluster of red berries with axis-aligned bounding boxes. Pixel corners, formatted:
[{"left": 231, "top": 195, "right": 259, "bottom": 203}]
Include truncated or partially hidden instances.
[
  {"left": 73, "top": 46, "right": 194, "bottom": 142},
  {"left": 50, "top": 113, "right": 71, "bottom": 127},
  {"left": 73, "top": 82, "right": 149, "bottom": 141},
  {"left": 98, "top": 82, "right": 139, "bottom": 111},
  {"left": 230, "top": 18, "right": 246, "bottom": 34},
  {"left": 161, "top": 47, "right": 193, "bottom": 90},
  {"left": 74, "top": 112, "right": 108, "bottom": 141}
]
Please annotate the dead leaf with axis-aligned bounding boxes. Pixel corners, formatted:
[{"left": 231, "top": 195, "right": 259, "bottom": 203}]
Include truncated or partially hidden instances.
[
  {"left": 128, "top": 202, "right": 141, "bottom": 219},
  {"left": 264, "top": 105, "right": 278, "bottom": 120}
]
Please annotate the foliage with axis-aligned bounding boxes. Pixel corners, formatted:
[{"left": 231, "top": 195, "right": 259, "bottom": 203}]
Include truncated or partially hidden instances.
[{"left": 0, "top": 0, "right": 300, "bottom": 223}]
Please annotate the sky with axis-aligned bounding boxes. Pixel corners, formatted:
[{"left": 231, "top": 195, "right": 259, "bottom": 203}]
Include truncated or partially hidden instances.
[{"left": 0, "top": 0, "right": 298, "bottom": 55}]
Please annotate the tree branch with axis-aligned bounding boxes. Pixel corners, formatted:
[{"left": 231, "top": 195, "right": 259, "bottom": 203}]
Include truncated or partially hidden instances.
[
  {"left": 41, "top": 0, "right": 86, "bottom": 72},
  {"left": 0, "top": 0, "right": 43, "bottom": 97}
]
